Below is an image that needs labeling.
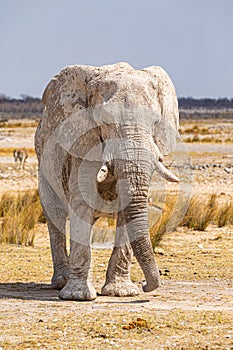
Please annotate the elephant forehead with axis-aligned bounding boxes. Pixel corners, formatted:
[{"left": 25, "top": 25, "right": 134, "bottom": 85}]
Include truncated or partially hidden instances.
[{"left": 88, "top": 70, "right": 160, "bottom": 110}]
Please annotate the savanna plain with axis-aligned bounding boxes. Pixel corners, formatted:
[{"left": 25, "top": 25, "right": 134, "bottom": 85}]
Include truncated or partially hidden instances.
[{"left": 0, "top": 116, "right": 233, "bottom": 349}]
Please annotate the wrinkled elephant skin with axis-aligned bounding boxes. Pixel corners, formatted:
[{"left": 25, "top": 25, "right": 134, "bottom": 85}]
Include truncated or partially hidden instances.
[{"left": 35, "top": 62, "right": 179, "bottom": 300}]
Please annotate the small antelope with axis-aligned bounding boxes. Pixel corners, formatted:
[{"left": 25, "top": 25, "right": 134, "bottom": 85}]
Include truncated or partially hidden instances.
[{"left": 13, "top": 149, "right": 28, "bottom": 169}]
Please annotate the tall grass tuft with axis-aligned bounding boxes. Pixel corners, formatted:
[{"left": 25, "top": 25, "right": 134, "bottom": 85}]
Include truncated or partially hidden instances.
[
  {"left": 0, "top": 189, "right": 232, "bottom": 248},
  {"left": 181, "top": 194, "right": 217, "bottom": 231},
  {"left": 216, "top": 201, "right": 233, "bottom": 227},
  {"left": 149, "top": 194, "right": 185, "bottom": 249},
  {"left": 0, "top": 190, "right": 43, "bottom": 246},
  {"left": 149, "top": 206, "right": 172, "bottom": 248},
  {"left": 149, "top": 192, "right": 233, "bottom": 248}
]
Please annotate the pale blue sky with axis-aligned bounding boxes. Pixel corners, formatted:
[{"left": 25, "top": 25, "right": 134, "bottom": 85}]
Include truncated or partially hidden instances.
[{"left": 1, "top": 0, "right": 232, "bottom": 98}]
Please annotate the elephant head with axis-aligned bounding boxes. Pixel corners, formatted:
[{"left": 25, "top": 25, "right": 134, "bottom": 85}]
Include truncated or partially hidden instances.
[{"left": 92, "top": 63, "right": 179, "bottom": 292}]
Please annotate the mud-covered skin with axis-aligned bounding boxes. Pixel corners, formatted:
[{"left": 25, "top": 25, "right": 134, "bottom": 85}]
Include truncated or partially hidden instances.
[{"left": 35, "top": 62, "right": 179, "bottom": 300}]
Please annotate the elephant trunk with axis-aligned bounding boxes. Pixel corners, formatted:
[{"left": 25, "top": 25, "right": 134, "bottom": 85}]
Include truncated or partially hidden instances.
[
  {"left": 116, "top": 164, "right": 160, "bottom": 292},
  {"left": 97, "top": 135, "right": 165, "bottom": 292},
  {"left": 121, "top": 198, "right": 160, "bottom": 292},
  {"left": 131, "top": 236, "right": 160, "bottom": 291}
]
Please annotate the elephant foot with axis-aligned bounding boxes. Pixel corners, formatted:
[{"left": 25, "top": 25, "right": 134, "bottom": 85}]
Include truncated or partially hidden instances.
[
  {"left": 101, "top": 280, "right": 140, "bottom": 297},
  {"left": 59, "top": 279, "right": 97, "bottom": 301},
  {"left": 51, "top": 268, "right": 69, "bottom": 290}
]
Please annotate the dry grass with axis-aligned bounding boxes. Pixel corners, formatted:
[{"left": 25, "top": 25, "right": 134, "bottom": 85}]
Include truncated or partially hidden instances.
[
  {"left": 179, "top": 120, "right": 233, "bottom": 143},
  {"left": 0, "top": 147, "right": 36, "bottom": 156},
  {"left": 149, "top": 190, "right": 193, "bottom": 249},
  {"left": 0, "top": 120, "right": 39, "bottom": 128},
  {"left": 150, "top": 193, "right": 233, "bottom": 248},
  {"left": 0, "top": 190, "right": 43, "bottom": 246},
  {"left": 0, "top": 224, "right": 233, "bottom": 349},
  {"left": 181, "top": 124, "right": 210, "bottom": 134},
  {"left": 181, "top": 194, "right": 233, "bottom": 230},
  {"left": 184, "top": 135, "right": 225, "bottom": 143},
  {"left": 149, "top": 194, "right": 180, "bottom": 248},
  {"left": 1, "top": 308, "right": 233, "bottom": 349},
  {"left": 216, "top": 200, "right": 233, "bottom": 227},
  {"left": 0, "top": 189, "right": 232, "bottom": 248},
  {"left": 181, "top": 194, "right": 217, "bottom": 231}
]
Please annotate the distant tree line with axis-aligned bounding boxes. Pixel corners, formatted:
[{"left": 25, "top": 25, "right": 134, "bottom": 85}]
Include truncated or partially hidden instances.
[
  {"left": 0, "top": 94, "right": 233, "bottom": 115},
  {"left": 0, "top": 94, "right": 43, "bottom": 114},
  {"left": 178, "top": 97, "right": 233, "bottom": 109}
]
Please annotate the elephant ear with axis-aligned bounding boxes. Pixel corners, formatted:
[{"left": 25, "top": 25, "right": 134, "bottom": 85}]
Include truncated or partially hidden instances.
[
  {"left": 38, "top": 65, "right": 102, "bottom": 161},
  {"left": 42, "top": 65, "right": 92, "bottom": 125},
  {"left": 143, "top": 66, "right": 179, "bottom": 155}
]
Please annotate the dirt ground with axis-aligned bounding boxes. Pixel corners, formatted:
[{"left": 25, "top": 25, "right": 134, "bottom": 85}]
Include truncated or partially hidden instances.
[
  {"left": 0, "top": 224, "right": 233, "bottom": 349},
  {"left": 0, "top": 119, "right": 233, "bottom": 349}
]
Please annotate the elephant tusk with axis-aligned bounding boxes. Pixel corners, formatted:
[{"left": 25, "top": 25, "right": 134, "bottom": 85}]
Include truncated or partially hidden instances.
[
  {"left": 155, "top": 160, "right": 179, "bottom": 183},
  {"left": 97, "top": 164, "right": 109, "bottom": 183}
]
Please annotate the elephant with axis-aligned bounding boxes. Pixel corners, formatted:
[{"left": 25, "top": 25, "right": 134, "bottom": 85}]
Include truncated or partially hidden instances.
[{"left": 35, "top": 62, "right": 179, "bottom": 301}]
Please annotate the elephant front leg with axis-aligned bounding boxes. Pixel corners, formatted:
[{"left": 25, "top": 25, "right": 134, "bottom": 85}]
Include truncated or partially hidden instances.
[
  {"left": 39, "top": 175, "right": 69, "bottom": 290},
  {"left": 59, "top": 241, "right": 96, "bottom": 301},
  {"left": 47, "top": 219, "right": 69, "bottom": 290},
  {"left": 101, "top": 216, "right": 140, "bottom": 297},
  {"left": 59, "top": 202, "right": 96, "bottom": 301}
]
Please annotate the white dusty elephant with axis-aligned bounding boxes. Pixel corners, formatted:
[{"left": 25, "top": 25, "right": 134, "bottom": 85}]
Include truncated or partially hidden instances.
[{"left": 35, "top": 62, "right": 179, "bottom": 301}]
